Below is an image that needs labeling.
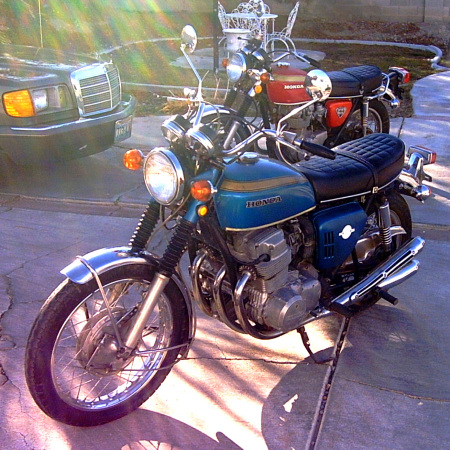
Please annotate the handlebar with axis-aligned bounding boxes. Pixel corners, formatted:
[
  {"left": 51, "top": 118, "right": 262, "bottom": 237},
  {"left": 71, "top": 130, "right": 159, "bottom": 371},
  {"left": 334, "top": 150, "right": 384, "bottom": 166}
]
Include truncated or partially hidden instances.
[
  {"left": 220, "top": 129, "right": 336, "bottom": 161},
  {"left": 270, "top": 50, "right": 321, "bottom": 68}
]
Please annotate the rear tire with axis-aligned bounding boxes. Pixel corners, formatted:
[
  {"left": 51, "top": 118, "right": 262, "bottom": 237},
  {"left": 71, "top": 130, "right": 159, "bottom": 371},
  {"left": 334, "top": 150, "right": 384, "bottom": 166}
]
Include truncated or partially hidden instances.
[
  {"left": 335, "top": 100, "right": 390, "bottom": 145},
  {"left": 25, "top": 264, "right": 189, "bottom": 426},
  {"left": 348, "top": 190, "right": 411, "bottom": 313}
]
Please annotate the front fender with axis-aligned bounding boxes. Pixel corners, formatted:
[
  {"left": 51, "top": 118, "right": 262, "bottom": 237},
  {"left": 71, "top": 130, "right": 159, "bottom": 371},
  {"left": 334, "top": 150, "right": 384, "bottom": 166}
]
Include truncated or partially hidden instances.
[
  {"left": 61, "top": 246, "right": 153, "bottom": 285},
  {"left": 62, "top": 246, "right": 195, "bottom": 357}
]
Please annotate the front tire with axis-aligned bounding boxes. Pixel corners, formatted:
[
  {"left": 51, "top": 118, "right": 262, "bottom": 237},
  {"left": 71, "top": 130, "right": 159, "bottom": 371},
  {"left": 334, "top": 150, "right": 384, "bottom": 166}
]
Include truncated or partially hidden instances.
[{"left": 25, "top": 264, "right": 189, "bottom": 426}]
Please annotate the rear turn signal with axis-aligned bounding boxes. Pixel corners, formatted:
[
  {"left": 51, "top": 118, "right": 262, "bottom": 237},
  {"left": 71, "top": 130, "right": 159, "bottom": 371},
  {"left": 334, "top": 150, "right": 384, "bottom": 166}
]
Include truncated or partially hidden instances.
[{"left": 123, "top": 149, "right": 144, "bottom": 170}]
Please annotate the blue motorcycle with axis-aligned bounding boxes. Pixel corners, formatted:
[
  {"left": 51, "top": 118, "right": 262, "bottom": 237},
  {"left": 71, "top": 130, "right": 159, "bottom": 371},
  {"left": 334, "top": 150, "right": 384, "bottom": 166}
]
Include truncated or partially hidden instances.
[{"left": 25, "top": 26, "right": 436, "bottom": 426}]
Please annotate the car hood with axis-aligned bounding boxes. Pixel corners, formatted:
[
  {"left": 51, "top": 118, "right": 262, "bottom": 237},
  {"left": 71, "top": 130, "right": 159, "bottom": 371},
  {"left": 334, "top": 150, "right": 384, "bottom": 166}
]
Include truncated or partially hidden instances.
[{"left": 0, "top": 44, "right": 105, "bottom": 72}]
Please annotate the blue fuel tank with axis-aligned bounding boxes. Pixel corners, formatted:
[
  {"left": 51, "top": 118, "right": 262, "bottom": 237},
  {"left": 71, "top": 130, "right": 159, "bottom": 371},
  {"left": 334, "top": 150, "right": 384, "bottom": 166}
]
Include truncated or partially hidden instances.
[{"left": 214, "top": 154, "right": 316, "bottom": 230}]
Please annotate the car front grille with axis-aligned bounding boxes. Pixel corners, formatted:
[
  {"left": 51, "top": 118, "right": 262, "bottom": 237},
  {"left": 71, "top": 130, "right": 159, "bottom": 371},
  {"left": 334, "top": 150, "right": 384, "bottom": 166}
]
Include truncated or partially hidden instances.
[{"left": 71, "top": 63, "right": 121, "bottom": 117}]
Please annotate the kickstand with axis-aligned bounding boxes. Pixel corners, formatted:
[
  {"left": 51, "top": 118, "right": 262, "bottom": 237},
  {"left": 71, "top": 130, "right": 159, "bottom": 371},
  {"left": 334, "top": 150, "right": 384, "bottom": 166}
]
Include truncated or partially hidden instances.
[{"left": 297, "top": 326, "right": 333, "bottom": 365}]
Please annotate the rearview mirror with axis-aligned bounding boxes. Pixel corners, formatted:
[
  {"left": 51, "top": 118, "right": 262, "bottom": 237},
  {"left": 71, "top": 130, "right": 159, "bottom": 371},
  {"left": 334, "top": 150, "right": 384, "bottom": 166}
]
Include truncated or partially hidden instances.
[
  {"left": 305, "top": 69, "right": 332, "bottom": 101},
  {"left": 181, "top": 25, "right": 197, "bottom": 54}
]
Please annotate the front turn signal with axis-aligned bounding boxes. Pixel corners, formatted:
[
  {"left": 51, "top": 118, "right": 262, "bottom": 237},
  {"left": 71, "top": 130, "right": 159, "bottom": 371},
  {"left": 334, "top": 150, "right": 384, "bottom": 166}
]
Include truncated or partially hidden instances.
[
  {"left": 260, "top": 72, "right": 271, "bottom": 84},
  {"left": 123, "top": 149, "right": 144, "bottom": 170},
  {"left": 191, "top": 179, "right": 214, "bottom": 202}
]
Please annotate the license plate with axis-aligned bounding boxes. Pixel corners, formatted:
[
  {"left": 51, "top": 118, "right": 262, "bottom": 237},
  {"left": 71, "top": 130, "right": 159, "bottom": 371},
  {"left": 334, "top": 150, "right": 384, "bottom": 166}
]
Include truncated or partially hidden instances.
[{"left": 114, "top": 116, "right": 133, "bottom": 143}]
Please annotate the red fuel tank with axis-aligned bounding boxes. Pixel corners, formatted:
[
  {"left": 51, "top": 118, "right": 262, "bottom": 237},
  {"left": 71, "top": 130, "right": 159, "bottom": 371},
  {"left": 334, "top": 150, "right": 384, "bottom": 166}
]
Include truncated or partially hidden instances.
[{"left": 266, "top": 64, "right": 311, "bottom": 105}]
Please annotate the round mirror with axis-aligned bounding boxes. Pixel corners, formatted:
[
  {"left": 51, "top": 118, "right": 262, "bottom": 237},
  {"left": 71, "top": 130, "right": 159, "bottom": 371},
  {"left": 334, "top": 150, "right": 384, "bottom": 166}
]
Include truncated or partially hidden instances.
[
  {"left": 181, "top": 25, "right": 197, "bottom": 54},
  {"left": 305, "top": 69, "right": 332, "bottom": 101}
]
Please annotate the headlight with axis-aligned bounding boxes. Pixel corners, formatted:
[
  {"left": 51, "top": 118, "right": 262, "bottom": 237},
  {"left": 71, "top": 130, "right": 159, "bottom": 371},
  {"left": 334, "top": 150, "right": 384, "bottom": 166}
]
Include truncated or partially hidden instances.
[
  {"left": 161, "top": 114, "right": 191, "bottom": 143},
  {"left": 143, "top": 148, "right": 185, "bottom": 205},
  {"left": 3, "top": 85, "right": 72, "bottom": 117},
  {"left": 226, "top": 53, "right": 247, "bottom": 83}
]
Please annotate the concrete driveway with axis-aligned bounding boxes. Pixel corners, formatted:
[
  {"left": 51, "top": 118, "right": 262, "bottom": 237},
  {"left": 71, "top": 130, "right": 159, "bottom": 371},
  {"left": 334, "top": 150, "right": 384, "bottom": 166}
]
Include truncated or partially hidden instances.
[{"left": 0, "top": 70, "right": 449, "bottom": 449}]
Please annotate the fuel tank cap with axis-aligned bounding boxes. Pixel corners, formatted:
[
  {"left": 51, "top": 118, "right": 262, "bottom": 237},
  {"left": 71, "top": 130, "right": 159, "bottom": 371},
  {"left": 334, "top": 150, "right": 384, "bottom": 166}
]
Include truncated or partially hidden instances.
[{"left": 239, "top": 152, "right": 260, "bottom": 164}]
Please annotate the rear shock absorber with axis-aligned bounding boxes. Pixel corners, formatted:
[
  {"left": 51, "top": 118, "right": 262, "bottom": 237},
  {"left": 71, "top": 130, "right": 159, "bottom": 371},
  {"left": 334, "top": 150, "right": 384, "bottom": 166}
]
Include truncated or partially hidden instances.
[
  {"left": 129, "top": 201, "right": 160, "bottom": 252},
  {"left": 378, "top": 198, "right": 392, "bottom": 252},
  {"left": 362, "top": 100, "right": 369, "bottom": 136}
]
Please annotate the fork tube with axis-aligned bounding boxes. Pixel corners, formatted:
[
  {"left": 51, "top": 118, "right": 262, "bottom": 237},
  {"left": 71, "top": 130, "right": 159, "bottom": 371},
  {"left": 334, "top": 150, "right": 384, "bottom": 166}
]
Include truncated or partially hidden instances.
[
  {"left": 123, "top": 272, "right": 169, "bottom": 350},
  {"left": 123, "top": 217, "right": 197, "bottom": 350}
]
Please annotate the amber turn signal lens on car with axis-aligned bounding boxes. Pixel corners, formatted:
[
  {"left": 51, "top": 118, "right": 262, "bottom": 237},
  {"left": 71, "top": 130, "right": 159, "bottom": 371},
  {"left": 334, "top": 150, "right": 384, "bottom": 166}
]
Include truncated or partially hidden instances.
[
  {"left": 221, "top": 58, "right": 229, "bottom": 68},
  {"left": 3, "top": 90, "right": 35, "bottom": 117},
  {"left": 123, "top": 149, "right": 144, "bottom": 170},
  {"left": 191, "top": 180, "right": 214, "bottom": 202}
]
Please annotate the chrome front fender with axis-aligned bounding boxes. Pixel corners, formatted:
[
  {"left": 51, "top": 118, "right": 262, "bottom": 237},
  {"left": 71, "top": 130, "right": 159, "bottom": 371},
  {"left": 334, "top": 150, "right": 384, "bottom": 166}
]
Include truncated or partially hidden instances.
[
  {"left": 61, "top": 246, "right": 196, "bottom": 350},
  {"left": 61, "top": 246, "right": 151, "bottom": 285}
]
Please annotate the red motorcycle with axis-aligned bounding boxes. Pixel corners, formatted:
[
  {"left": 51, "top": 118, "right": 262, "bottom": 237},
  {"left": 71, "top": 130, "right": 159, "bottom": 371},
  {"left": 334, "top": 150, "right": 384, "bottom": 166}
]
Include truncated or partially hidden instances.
[{"left": 214, "top": 38, "right": 409, "bottom": 161}]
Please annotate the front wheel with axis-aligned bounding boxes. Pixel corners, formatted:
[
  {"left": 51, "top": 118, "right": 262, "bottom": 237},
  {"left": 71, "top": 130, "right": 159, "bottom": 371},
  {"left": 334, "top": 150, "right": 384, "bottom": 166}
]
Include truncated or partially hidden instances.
[{"left": 25, "top": 264, "right": 189, "bottom": 426}]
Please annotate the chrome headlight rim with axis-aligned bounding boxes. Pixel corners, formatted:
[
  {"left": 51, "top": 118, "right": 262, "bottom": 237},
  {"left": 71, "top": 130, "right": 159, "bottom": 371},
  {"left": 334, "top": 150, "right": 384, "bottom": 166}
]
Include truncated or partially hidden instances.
[
  {"left": 143, "top": 148, "right": 185, "bottom": 206},
  {"left": 226, "top": 53, "right": 247, "bottom": 83},
  {"left": 161, "top": 114, "right": 191, "bottom": 143}
]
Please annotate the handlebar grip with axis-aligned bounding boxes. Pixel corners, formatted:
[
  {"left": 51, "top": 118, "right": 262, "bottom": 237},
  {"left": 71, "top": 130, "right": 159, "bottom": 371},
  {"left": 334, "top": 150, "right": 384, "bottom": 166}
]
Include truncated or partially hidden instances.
[{"left": 297, "top": 139, "right": 336, "bottom": 160}]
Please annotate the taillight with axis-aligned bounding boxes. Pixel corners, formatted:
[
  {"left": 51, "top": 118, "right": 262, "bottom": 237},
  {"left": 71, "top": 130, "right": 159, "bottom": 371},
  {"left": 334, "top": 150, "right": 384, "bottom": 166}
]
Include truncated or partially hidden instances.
[
  {"left": 389, "top": 67, "right": 410, "bottom": 84},
  {"left": 407, "top": 145, "right": 437, "bottom": 165}
]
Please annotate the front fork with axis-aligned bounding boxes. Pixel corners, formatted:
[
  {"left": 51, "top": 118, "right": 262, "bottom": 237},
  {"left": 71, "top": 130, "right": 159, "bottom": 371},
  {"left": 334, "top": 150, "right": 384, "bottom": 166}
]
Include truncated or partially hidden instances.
[
  {"left": 122, "top": 215, "right": 197, "bottom": 354},
  {"left": 121, "top": 179, "right": 218, "bottom": 354}
]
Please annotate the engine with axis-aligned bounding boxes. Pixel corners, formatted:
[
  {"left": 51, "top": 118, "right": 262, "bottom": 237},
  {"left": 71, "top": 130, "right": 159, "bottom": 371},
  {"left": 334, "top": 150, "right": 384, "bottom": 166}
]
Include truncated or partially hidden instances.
[
  {"left": 276, "top": 103, "right": 328, "bottom": 145},
  {"left": 227, "top": 226, "right": 321, "bottom": 332}
]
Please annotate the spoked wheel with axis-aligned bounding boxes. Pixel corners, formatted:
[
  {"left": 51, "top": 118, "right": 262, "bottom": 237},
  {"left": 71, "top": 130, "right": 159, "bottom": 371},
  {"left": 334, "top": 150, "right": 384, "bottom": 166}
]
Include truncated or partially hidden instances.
[
  {"left": 25, "top": 264, "right": 189, "bottom": 426},
  {"left": 339, "top": 100, "right": 390, "bottom": 143}
]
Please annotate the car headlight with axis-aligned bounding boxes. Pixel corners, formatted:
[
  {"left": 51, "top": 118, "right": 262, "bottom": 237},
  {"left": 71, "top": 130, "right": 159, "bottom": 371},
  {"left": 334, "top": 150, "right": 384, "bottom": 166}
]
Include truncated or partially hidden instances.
[
  {"left": 3, "top": 85, "right": 72, "bottom": 117},
  {"left": 144, "top": 148, "right": 185, "bottom": 205},
  {"left": 226, "top": 53, "right": 247, "bottom": 83}
]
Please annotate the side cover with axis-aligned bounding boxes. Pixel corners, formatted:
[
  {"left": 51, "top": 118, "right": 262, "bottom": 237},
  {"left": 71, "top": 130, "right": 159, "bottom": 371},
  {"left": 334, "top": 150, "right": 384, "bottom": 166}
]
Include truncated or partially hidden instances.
[
  {"left": 215, "top": 155, "right": 316, "bottom": 230},
  {"left": 312, "top": 202, "right": 367, "bottom": 270}
]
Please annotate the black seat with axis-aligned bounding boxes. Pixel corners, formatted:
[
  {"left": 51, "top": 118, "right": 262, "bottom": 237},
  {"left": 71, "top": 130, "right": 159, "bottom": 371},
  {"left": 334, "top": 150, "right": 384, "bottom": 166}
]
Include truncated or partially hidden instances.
[
  {"left": 328, "top": 65, "right": 383, "bottom": 97},
  {"left": 296, "top": 134, "right": 405, "bottom": 202}
]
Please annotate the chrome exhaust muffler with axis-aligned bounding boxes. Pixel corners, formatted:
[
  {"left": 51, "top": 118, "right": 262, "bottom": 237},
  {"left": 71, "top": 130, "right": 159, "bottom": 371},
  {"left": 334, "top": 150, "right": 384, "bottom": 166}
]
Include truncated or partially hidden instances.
[{"left": 330, "top": 237, "right": 425, "bottom": 313}]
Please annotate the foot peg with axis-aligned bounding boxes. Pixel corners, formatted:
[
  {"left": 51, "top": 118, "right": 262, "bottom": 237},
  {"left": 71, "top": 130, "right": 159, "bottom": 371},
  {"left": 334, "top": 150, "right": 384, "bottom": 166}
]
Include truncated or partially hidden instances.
[{"left": 376, "top": 288, "right": 398, "bottom": 305}]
